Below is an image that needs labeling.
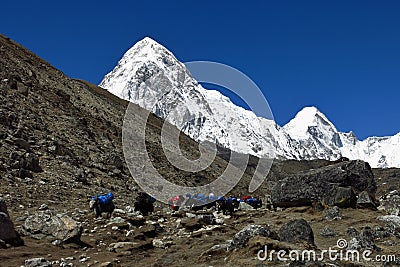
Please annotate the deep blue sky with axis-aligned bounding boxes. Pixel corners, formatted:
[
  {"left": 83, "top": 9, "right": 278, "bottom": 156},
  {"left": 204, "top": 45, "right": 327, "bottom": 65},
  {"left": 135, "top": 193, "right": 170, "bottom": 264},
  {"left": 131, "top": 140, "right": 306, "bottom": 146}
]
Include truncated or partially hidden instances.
[{"left": 2, "top": 1, "right": 399, "bottom": 140}]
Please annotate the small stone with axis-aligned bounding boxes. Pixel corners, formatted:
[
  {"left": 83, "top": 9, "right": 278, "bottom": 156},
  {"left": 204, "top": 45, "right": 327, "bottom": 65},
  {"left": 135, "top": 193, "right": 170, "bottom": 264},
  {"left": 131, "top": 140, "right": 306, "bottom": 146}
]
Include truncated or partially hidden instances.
[
  {"left": 215, "top": 218, "right": 224, "bottom": 225},
  {"left": 320, "top": 226, "right": 337, "bottom": 238},
  {"left": 52, "top": 240, "right": 62, "bottom": 246},
  {"left": 126, "top": 230, "right": 134, "bottom": 237},
  {"left": 346, "top": 227, "right": 359, "bottom": 238},
  {"left": 113, "top": 209, "right": 126, "bottom": 215},
  {"left": 152, "top": 238, "right": 165, "bottom": 248},
  {"left": 324, "top": 206, "right": 342, "bottom": 221},
  {"left": 39, "top": 204, "right": 48, "bottom": 210}
]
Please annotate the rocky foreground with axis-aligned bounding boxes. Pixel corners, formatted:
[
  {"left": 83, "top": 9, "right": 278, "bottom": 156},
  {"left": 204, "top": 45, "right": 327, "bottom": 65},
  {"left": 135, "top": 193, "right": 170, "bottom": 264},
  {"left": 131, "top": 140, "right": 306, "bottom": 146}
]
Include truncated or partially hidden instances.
[{"left": 0, "top": 35, "right": 400, "bottom": 266}]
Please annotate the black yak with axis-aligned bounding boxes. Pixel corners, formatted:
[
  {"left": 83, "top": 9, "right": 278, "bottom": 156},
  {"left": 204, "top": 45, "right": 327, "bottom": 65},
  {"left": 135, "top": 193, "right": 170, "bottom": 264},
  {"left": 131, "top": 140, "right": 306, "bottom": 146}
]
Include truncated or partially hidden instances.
[
  {"left": 134, "top": 192, "right": 156, "bottom": 216},
  {"left": 89, "top": 192, "right": 115, "bottom": 218}
]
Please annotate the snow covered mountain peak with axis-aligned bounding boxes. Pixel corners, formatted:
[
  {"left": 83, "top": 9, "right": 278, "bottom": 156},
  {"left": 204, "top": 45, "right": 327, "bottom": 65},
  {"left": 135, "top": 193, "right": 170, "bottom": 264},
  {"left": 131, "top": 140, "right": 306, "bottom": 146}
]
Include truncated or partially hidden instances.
[
  {"left": 125, "top": 36, "right": 173, "bottom": 60},
  {"left": 99, "top": 37, "right": 186, "bottom": 101},
  {"left": 283, "top": 106, "right": 337, "bottom": 139},
  {"left": 99, "top": 37, "right": 400, "bottom": 168}
]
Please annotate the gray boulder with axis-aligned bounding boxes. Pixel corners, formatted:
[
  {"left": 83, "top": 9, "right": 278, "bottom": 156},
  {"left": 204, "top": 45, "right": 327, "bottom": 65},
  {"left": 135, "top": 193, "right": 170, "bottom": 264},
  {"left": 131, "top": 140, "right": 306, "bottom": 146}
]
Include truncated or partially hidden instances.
[
  {"left": 372, "top": 226, "right": 391, "bottom": 239},
  {"left": 357, "top": 191, "right": 377, "bottom": 210},
  {"left": 348, "top": 226, "right": 378, "bottom": 251},
  {"left": 21, "top": 210, "right": 82, "bottom": 244},
  {"left": 24, "top": 257, "right": 52, "bottom": 267},
  {"left": 0, "top": 197, "right": 24, "bottom": 246},
  {"left": 324, "top": 206, "right": 342, "bottom": 221},
  {"left": 377, "top": 215, "right": 400, "bottom": 236},
  {"left": 228, "top": 224, "right": 278, "bottom": 250},
  {"left": 278, "top": 219, "right": 315, "bottom": 246},
  {"left": 379, "top": 190, "right": 400, "bottom": 216},
  {"left": 271, "top": 160, "right": 376, "bottom": 208},
  {"left": 238, "top": 202, "right": 255, "bottom": 211},
  {"left": 20, "top": 152, "right": 42, "bottom": 172}
]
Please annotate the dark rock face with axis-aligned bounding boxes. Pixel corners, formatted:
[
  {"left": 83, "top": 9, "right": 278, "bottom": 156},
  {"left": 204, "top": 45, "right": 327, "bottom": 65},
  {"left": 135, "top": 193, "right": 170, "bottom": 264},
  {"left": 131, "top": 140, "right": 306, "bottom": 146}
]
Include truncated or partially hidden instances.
[
  {"left": 21, "top": 210, "right": 82, "bottom": 244},
  {"left": 228, "top": 224, "right": 278, "bottom": 250},
  {"left": 9, "top": 152, "right": 42, "bottom": 176},
  {"left": 271, "top": 160, "right": 376, "bottom": 208},
  {"left": 20, "top": 152, "right": 42, "bottom": 172},
  {"left": 278, "top": 219, "right": 315, "bottom": 246},
  {"left": 0, "top": 197, "right": 24, "bottom": 246}
]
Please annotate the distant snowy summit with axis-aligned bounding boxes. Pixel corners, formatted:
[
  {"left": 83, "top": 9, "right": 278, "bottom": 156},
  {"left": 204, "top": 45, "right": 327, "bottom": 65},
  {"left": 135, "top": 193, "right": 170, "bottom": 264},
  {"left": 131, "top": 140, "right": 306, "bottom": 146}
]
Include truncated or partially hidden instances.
[{"left": 99, "top": 37, "right": 400, "bottom": 168}]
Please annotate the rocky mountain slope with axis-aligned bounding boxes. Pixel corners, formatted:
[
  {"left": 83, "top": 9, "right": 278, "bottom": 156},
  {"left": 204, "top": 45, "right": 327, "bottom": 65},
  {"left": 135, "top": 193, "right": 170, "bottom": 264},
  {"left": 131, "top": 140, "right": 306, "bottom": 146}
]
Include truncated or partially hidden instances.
[{"left": 99, "top": 37, "right": 400, "bottom": 168}]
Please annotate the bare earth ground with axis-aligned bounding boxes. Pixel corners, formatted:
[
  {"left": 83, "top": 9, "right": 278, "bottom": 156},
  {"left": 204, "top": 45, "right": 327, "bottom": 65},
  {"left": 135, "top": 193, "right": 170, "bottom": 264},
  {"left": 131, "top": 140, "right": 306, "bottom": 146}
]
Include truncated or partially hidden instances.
[{"left": 0, "top": 175, "right": 399, "bottom": 267}]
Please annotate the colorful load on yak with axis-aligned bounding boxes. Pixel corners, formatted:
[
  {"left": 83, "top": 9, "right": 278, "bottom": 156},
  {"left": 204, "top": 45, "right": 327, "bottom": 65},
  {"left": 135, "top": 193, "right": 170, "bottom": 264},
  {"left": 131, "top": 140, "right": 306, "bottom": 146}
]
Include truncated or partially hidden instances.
[{"left": 92, "top": 192, "right": 114, "bottom": 205}]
